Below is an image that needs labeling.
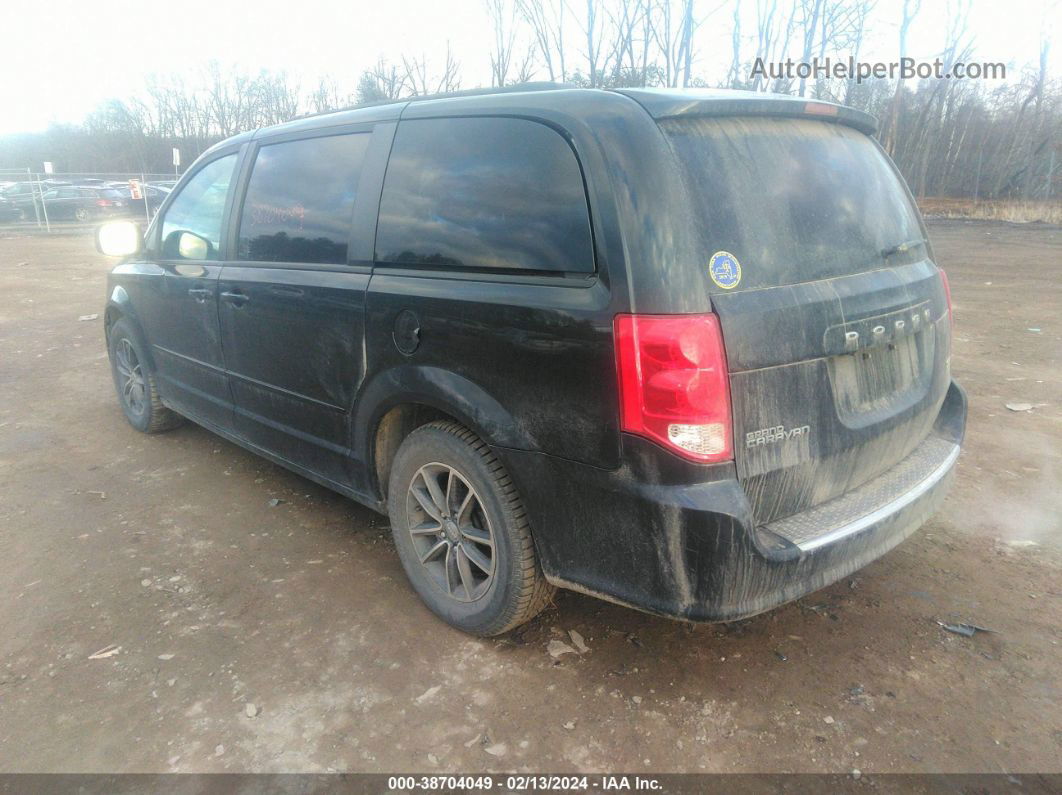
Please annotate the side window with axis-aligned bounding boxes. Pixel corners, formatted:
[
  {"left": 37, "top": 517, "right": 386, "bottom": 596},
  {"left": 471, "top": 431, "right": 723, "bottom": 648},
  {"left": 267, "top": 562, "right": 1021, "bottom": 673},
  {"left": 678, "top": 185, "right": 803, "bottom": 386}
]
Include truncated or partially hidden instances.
[
  {"left": 237, "top": 133, "right": 370, "bottom": 265},
  {"left": 376, "top": 117, "right": 594, "bottom": 273},
  {"left": 57, "top": 187, "right": 78, "bottom": 198},
  {"left": 160, "top": 154, "right": 237, "bottom": 261}
]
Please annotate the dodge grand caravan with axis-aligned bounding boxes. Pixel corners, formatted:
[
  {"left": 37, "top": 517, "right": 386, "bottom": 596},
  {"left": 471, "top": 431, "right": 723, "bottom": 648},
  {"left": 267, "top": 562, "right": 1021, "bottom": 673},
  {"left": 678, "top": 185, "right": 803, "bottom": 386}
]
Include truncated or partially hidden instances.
[{"left": 97, "top": 86, "right": 966, "bottom": 636}]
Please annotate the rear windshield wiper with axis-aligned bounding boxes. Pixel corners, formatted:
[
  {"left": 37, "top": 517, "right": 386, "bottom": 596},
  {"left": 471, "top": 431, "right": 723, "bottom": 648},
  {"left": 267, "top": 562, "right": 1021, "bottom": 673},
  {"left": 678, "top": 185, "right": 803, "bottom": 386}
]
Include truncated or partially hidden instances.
[{"left": 880, "top": 238, "right": 927, "bottom": 259}]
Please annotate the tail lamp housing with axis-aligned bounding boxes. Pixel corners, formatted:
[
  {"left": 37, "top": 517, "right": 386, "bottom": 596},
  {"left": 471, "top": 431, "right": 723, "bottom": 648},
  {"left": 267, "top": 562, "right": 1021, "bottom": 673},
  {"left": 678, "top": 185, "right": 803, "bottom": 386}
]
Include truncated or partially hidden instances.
[
  {"left": 938, "top": 267, "right": 953, "bottom": 328},
  {"left": 614, "top": 313, "right": 733, "bottom": 463}
]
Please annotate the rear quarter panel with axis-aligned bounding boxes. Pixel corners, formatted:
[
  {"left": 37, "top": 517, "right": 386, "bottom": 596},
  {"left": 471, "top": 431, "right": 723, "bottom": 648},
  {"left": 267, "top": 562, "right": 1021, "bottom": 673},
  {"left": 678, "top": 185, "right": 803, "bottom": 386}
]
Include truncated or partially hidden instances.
[{"left": 361, "top": 91, "right": 691, "bottom": 471}]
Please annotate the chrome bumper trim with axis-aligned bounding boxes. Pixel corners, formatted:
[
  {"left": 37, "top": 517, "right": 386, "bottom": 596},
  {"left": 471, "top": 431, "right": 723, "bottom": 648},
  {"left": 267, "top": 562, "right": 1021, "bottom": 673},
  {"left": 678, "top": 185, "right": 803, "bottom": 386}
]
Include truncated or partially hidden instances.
[{"left": 794, "top": 442, "right": 960, "bottom": 552}]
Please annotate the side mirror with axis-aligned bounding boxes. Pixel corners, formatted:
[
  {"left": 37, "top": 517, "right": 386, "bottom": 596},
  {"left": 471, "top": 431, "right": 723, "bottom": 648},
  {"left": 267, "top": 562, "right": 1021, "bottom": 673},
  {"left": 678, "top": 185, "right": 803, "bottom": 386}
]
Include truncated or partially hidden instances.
[
  {"left": 96, "top": 221, "right": 142, "bottom": 257},
  {"left": 176, "top": 231, "right": 210, "bottom": 260}
]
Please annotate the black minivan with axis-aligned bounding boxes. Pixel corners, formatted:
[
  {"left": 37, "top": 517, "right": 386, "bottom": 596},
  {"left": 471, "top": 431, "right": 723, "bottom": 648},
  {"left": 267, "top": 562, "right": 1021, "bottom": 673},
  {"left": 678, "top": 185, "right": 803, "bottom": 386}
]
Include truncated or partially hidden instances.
[{"left": 97, "top": 86, "right": 966, "bottom": 636}]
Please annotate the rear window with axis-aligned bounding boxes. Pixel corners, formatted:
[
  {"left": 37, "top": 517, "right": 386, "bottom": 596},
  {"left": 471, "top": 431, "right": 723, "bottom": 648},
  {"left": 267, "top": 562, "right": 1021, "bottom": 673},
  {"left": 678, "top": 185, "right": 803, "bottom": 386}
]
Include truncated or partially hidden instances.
[
  {"left": 237, "top": 133, "right": 370, "bottom": 265},
  {"left": 660, "top": 117, "right": 924, "bottom": 291},
  {"left": 376, "top": 117, "right": 594, "bottom": 273}
]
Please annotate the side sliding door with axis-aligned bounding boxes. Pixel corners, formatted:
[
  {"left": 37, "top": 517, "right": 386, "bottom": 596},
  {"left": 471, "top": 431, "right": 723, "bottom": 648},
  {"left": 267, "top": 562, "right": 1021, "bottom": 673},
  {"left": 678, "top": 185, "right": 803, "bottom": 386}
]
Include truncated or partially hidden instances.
[{"left": 218, "top": 124, "right": 394, "bottom": 489}]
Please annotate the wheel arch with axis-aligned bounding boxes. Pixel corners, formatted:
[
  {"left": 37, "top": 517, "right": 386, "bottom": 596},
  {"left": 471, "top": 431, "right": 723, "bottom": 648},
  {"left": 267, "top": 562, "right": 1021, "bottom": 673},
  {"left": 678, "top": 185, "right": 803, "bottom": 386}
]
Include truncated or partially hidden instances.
[
  {"left": 354, "top": 365, "right": 537, "bottom": 501},
  {"left": 104, "top": 286, "right": 158, "bottom": 372}
]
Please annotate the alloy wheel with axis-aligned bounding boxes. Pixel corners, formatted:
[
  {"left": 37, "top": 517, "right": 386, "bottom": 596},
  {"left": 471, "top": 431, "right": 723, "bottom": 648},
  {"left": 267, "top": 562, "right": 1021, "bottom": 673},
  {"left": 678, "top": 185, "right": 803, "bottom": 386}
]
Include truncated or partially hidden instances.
[
  {"left": 114, "top": 338, "right": 147, "bottom": 416},
  {"left": 405, "top": 462, "right": 496, "bottom": 602}
]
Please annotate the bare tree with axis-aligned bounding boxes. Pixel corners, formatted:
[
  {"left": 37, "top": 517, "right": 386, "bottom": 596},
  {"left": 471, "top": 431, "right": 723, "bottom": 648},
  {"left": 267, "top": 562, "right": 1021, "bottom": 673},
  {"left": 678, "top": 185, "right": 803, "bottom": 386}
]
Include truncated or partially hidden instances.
[
  {"left": 991, "top": 34, "right": 1053, "bottom": 197},
  {"left": 648, "top": 0, "right": 698, "bottom": 88},
  {"left": 402, "top": 44, "right": 462, "bottom": 96},
  {"left": 203, "top": 60, "right": 260, "bottom": 137},
  {"left": 727, "top": 0, "right": 743, "bottom": 88},
  {"left": 7, "top": 0, "right": 1061, "bottom": 205},
  {"left": 356, "top": 59, "right": 405, "bottom": 104},
  {"left": 603, "top": 0, "right": 647, "bottom": 86},
  {"left": 518, "top": 0, "right": 569, "bottom": 82},
  {"left": 881, "top": 0, "right": 922, "bottom": 153},
  {"left": 904, "top": 0, "right": 974, "bottom": 195},
  {"left": 750, "top": 0, "right": 797, "bottom": 92},
  {"left": 488, "top": 0, "right": 520, "bottom": 86},
  {"left": 794, "top": 0, "right": 824, "bottom": 97},
  {"left": 254, "top": 70, "right": 301, "bottom": 127},
  {"left": 513, "top": 46, "right": 539, "bottom": 83},
  {"left": 580, "top": 0, "right": 608, "bottom": 87},
  {"left": 842, "top": 0, "right": 877, "bottom": 104},
  {"left": 309, "top": 77, "right": 346, "bottom": 113}
]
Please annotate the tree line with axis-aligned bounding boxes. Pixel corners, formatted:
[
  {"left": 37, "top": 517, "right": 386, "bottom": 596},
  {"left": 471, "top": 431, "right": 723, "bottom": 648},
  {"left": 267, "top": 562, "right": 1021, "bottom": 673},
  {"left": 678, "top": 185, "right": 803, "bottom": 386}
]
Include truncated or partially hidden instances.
[{"left": 1, "top": 0, "right": 1057, "bottom": 201}]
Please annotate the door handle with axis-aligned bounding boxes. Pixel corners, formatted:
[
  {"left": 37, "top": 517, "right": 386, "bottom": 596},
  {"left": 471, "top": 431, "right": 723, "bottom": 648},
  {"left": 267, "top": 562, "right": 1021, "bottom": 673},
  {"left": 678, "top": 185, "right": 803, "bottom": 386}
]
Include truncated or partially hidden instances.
[
  {"left": 269, "top": 285, "right": 304, "bottom": 298},
  {"left": 220, "top": 290, "right": 249, "bottom": 307},
  {"left": 187, "top": 287, "right": 211, "bottom": 303}
]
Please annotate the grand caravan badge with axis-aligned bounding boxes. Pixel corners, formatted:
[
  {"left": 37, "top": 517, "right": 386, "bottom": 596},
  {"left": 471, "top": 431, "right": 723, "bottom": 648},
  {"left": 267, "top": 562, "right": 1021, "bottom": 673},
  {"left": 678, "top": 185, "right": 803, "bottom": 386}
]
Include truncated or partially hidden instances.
[{"left": 746, "top": 424, "right": 810, "bottom": 449}]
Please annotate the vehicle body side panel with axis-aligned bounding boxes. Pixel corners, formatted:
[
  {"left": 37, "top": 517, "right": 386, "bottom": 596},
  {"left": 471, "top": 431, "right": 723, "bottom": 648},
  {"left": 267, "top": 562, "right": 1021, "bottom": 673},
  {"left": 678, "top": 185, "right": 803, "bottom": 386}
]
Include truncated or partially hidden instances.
[
  {"left": 357, "top": 91, "right": 711, "bottom": 485},
  {"left": 352, "top": 363, "right": 538, "bottom": 483},
  {"left": 214, "top": 122, "right": 394, "bottom": 487},
  {"left": 362, "top": 273, "right": 618, "bottom": 473},
  {"left": 110, "top": 259, "right": 232, "bottom": 428},
  {"left": 218, "top": 265, "right": 369, "bottom": 486}
]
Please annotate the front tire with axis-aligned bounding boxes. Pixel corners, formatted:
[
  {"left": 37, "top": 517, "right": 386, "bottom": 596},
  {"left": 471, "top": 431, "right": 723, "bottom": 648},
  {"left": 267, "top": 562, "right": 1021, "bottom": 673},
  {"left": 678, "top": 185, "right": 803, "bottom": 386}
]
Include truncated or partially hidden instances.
[
  {"left": 108, "top": 317, "right": 183, "bottom": 433},
  {"left": 387, "top": 421, "right": 554, "bottom": 635}
]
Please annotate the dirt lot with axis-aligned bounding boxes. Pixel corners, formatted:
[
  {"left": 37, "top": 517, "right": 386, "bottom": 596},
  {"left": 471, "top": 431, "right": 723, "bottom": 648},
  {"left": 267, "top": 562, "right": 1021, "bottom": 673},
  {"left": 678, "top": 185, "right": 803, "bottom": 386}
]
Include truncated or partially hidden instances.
[{"left": 0, "top": 220, "right": 1059, "bottom": 774}]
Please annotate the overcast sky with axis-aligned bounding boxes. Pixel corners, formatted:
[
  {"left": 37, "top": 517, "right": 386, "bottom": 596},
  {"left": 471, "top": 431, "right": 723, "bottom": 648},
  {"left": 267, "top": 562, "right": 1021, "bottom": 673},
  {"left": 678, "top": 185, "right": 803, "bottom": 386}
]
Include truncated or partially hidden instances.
[{"left": 1, "top": 0, "right": 1056, "bottom": 134}]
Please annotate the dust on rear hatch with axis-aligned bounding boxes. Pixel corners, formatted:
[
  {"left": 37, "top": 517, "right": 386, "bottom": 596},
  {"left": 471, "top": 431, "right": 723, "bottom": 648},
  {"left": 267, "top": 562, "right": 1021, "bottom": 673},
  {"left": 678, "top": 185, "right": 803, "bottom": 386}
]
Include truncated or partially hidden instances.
[{"left": 659, "top": 116, "right": 926, "bottom": 291}]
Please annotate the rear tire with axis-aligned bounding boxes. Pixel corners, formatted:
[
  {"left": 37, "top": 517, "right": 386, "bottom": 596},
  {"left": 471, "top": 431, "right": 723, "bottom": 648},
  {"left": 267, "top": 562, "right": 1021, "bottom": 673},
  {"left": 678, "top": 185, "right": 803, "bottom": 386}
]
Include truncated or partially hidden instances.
[
  {"left": 387, "top": 420, "right": 554, "bottom": 635},
  {"left": 74, "top": 207, "right": 90, "bottom": 222},
  {"left": 108, "top": 317, "right": 183, "bottom": 433}
]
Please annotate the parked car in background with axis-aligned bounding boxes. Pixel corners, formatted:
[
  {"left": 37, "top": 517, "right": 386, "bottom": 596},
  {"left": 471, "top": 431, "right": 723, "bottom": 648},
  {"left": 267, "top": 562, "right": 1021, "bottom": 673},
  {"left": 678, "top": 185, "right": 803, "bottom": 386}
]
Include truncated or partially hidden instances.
[
  {"left": 0, "top": 196, "right": 20, "bottom": 223},
  {"left": 1, "top": 182, "right": 45, "bottom": 221},
  {"left": 1, "top": 182, "right": 43, "bottom": 202},
  {"left": 114, "top": 183, "right": 171, "bottom": 217},
  {"left": 14, "top": 185, "right": 126, "bottom": 222}
]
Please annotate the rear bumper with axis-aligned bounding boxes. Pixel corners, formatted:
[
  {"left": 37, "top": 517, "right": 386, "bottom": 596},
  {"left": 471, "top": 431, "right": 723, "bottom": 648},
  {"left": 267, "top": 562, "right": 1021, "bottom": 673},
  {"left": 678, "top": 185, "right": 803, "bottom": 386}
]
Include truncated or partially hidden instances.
[{"left": 496, "top": 379, "right": 966, "bottom": 622}]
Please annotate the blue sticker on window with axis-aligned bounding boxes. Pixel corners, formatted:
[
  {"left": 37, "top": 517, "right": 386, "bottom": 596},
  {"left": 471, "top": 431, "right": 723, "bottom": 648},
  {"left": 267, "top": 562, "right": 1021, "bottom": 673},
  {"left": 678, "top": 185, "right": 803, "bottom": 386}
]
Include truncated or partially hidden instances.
[{"left": 708, "top": 251, "right": 742, "bottom": 289}]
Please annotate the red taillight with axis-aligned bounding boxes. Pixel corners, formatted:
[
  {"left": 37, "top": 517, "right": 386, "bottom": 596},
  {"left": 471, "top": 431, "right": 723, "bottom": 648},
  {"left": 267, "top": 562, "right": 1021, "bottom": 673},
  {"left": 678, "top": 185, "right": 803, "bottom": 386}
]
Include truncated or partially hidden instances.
[
  {"left": 96, "top": 199, "right": 111, "bottom": 207},
  {"left": 804, "top": 101, "right": 839, "bottom": 117},
  {"left": 614, "top": 313, "right": 733, "bottom": 463},
  {"left": 938, "top": 267, "right": 953, "bottom": 328}
]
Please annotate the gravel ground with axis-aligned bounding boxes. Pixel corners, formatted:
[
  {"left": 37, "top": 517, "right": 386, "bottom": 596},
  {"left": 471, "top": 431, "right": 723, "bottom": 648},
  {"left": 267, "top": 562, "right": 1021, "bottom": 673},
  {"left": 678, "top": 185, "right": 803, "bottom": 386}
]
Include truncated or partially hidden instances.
[{"left": 0, "top": 220, "right": 1059, "bottom": 773}]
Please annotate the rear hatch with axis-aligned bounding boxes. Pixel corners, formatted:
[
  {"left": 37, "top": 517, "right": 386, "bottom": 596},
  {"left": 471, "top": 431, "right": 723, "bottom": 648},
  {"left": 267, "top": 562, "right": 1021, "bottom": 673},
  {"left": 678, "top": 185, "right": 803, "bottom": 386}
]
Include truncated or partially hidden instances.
[{"left": 658, "top": 114, "right": 951, "bottom": 524}]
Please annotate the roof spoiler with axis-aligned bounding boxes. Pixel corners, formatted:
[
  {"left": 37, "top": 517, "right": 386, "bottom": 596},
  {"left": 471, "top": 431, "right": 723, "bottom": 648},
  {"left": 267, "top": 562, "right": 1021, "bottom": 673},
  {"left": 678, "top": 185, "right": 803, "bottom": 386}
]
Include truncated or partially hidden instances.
[{"left": 614, "top": 89, "right": 878, "bottom": 136}]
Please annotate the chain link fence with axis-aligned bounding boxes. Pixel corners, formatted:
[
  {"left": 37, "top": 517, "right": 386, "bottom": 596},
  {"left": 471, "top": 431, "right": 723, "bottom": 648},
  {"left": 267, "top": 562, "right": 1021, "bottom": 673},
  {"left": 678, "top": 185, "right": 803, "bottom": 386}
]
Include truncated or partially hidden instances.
[{"left": 0, "top": 169, "right": 179, "bottom": 232}]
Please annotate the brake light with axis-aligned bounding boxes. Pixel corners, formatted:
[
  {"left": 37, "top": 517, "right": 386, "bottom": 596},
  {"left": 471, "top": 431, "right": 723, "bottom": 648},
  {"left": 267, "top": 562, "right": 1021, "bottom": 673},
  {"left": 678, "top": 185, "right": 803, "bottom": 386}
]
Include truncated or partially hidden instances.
[
  {"left": 614, "top": 314, "right": 732, "bottom": 463},
  {"left": 804, "top": 101, "right": 838, "bottom": 117},
  {"left": 938, "top": 267, "right": 953, "bottom": 328},
  {"left": 96, "top": 199, "right": 112, "bottom": 207}
]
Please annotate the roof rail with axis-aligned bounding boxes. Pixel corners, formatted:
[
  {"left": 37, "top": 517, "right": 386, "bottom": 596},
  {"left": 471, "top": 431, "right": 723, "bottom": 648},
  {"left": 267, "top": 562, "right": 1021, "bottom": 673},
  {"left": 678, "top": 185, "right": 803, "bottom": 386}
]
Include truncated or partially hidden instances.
[
  {"left": 295, "top": 82, "right": 572, "bottom": 122},
  {"left": 406, "top": 81, "right": 571, "bottom": 104}
]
